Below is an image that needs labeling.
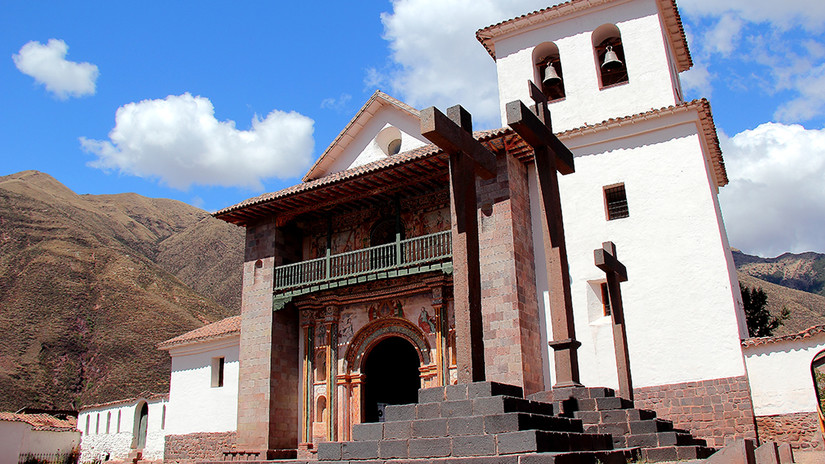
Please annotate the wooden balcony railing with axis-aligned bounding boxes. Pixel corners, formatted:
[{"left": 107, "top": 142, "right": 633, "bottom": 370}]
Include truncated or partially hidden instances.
[{"left": 274, "top": 230, "right": 452, "bottom": 295}]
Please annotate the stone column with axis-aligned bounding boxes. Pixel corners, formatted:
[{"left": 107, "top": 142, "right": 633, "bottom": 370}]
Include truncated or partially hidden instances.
[
  {"left": 236, "top": 220, "right": 300, "bottom": 456},
  {"left": 477, "top": 152, "right": 545, "bottom": 394}
]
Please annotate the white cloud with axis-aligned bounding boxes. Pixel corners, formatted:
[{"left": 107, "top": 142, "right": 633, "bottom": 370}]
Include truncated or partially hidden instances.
[
  {"left": 320, "top": 93, "right": 352, "bottom": 112},
  {"left": 702, "top": 13, "right": 744, "bottom": 57},
  {"left": 680, "top": 59, "right": 713, "bottom": 97},
  {"left": 373, "top": 0, "right": 549, "bottom": 128},
  {"left": 12, "top": 39, "right": 99, "bottom": 100},
  {"left": 679, "top": 0, "right": 825, "bottom": 32},
  {"left": 81, "top": 93, "right": 314, "bottom": 190},
  {"left": 718, "top": 123, "right": 825, "bottom": 257}
]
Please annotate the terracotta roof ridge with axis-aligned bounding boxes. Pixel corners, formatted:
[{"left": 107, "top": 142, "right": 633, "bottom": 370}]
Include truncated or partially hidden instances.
[
  {"left": 742, "top": 324, "right": 825, "bottom": 348},
  {"left": 80, "top": 392, "right": 169, "bottom": 410},
  {"left": 0, "top": 412, "right": 78, "bottom": 431},
  {"left": 302, "top": 90, "right": 421, "bottom": 182},
  {"left": 158, "top": 315, "right": 241, "bottom": 349}
]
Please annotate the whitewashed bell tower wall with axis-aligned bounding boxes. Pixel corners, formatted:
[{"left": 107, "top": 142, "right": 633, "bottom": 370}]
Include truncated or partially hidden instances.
[
  {"left": 493, "top": 0, "right": 683, "bottom": 131},
  {"left": 486, "top": 0, "right": 748, "bottom": 395}
]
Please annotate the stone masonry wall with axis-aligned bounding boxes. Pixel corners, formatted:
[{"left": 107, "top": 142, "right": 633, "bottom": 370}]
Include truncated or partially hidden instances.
[
  {"left": 633, "top": 375, "right": 757, "bottom": 447},
  {"left": 164, "top": 431, "right": 236, "bottom": 464},
  {"left": 476, "top": 151, "right": 544, "bottom": 395},
  {"left": 756, "top": 412, "right": 823, "bottom": 450},
  {"left": 236, "top": 220, "right": 301, "bottom": 453}
]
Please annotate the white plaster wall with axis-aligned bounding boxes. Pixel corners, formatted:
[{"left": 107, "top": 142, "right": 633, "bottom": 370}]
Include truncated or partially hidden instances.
[
  {"left": 79, "top": 399, "right": 167, "bottom": 462},
  {"left": 324, "top": 106, "right": 428, "bottom": 175},
  {"left": 494, "top": 0, "right": 681, "bottom": 131},
  {"left": 21, "top": 430, "right": 81, "bottom": 456},
  {"left": 0, "top": 421, "right": 27, "bottom": 464},
  {"left": 744, "top": 335, "right": 825, "bottom": 416},
  {"left": 530, "top": 111, "right": 746, "bottom": 390},
  {"left": 166, "top": 336, "right": 239, "bottom": 435}
]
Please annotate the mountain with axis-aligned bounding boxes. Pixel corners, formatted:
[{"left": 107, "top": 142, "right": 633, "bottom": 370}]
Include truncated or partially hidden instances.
[
  {"left": 0, "top": 171, "right": 244, "bottom": 411},
  {"left": 733, "top": 250, "right": 825, "bottom": 336}
]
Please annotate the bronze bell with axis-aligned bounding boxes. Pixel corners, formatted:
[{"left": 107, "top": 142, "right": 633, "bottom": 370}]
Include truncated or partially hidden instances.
[
  {"left": 602, "top": 45, "right": 623, "bottom": 69},
  {"left": 542, "top": 62, "right": 562, "bottom": 86}
]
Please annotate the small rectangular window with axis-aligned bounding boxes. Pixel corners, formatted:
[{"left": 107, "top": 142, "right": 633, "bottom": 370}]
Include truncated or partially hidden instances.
[
  {"left": 601, "top": 282, "right": 612, "bottom": 317},
  {"left": 95, "top": 413, "right": 100, "bottom": 434},
  {"left": 106, "top": 412, "right": 111, "bottom": 434},
  {"left": 161, "top": 405, "right": 166, "bottom": 429},
  {"left": 604, "top": 184, "right": 629, "bottom": 220},
  {"left": 117, "top": 410, "right": 121, "bottom": 433},
  {"left": 211, "top": 357, "right": 225, "bottom": 388},
  {"left": 85, "top": 415, "right": 90, "bottom": 435}
]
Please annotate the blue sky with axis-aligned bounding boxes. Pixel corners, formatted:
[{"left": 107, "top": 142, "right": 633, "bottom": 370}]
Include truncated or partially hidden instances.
[{"left": 2, "top": 0, "right": 824, "bottom": 257}]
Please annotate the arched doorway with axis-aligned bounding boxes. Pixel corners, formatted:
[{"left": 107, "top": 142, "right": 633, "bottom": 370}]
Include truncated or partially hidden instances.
[
  {"left": 362, "top": 336, "right": 421, "bottom": 422},
  {"left": 133, "top": 402, "right": 148, "bottom": 450}
]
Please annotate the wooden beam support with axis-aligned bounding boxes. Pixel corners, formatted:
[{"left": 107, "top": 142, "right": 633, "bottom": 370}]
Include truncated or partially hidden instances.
[{"left": 421, "top": 106, "right": 497, "bottom": 179}]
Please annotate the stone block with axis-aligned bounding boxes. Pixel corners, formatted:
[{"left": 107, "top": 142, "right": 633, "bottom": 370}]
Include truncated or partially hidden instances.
[
  {"left": 411, "top": 418, "right": 448, "bottom": 438},
  {"left": 408, "top": 437, "right": 452, "bottom": 458},
  {"left": 442, "top": 399, "right": 474, "bottom": 417},
  {"left": 416, "top": 402, "right": 441, "bottom": 420},
  {"left": 445, "top": 384, "right": 469, "bottom": 401},
  {"left": 378, "top": 439, "right": 409, "bottom": 459},
  {"left": 419, "top": 386, "right": 445, "bottom": 404},
  {"left": 754, "top": 441, "right": 780, "bottom": 464},
  {"left": 777, "top": 443, "right": 794, "bottom": 464},
  {"left": 452, "top": 435, "right": 497, "bottom": 456},
  {"left": 642, "top": 446, "right": 678, "bottom": 462},
  {"left": 341, "top": 441, "right": 379, "bottom": 460},
  {"left": 468, "top": 381, "right": 523, "bottom": 399},
  {"left": 448, "top": 416, "right": 484, "bottom": 436},
  {"left": 316, "top": 442, "right": 342, "bottom": 461},
  {"left": 496, "top": 431, "right": 540, "bottom": 454},
  {"left": 351, "top": 422, "right": 383, "bottom": 441},
  {"left": 383, "top": 420, "right": 412, "bottom": 440},
  {"left": 385, "top": 404, "right": 416, "bottom": 422},
  {"left": 705, "top": 438, "right": 757, "bottom": 464}
]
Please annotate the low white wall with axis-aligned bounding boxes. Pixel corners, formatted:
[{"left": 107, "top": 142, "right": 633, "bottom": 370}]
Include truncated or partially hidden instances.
[
  {"left": 166, "top": 336, "right": 240, "bottom": 435},
  {"left": 78, "top": 397, "right": 167, "bottom": 462},
  {"left": 0, "top": 421, "right": 28, "bottom": 464},
  {"left": 21, "top": 429, "right": 81, "bottom": 456},
  {"left": 744, "top": 334, "right": 825, "bottom": 416}
]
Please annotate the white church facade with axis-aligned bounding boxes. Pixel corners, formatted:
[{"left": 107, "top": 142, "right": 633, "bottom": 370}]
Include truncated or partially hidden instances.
[{"left": 77, "top": 0, "right": 824, "bottom": 461}]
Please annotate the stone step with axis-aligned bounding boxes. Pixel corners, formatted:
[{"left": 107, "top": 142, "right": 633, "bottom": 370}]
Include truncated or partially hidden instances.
[
  {"left": 418, "top": 381, "right": 525, "bottom": 404},
  {"left": 584, "top": 417, "right": 675, "bottom": 436},
  {"left": 574, "top": 407, "right": 657, "bottom": 423},
  {"left": 529, "top": 386, "right": 617, "bottom": 404},
  {"left": 612, "top": 431, "right": 705, "bottom": 449},
  {"left": 277, "top": 448, "right": 641, "bottom": 464},
  {"left": 640, "top": 445, "right": 717, "bottom": 462},
  {"left": 351, "top": 412, "right": 584, "bottom": 442},
  {"left": 318, "top": 430, "right": 616, "bottom": 461},
  {"left": 382, "top": 395, "right": 557, "bottom": 423}
]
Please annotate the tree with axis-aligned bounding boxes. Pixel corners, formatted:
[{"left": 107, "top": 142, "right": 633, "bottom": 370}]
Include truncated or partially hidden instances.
[{"left": 740, "top": 283, "right": 790, "bottom": 337}]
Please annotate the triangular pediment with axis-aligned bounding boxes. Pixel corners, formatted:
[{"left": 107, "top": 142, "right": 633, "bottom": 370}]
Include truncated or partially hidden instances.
[{"left": 303, "top": 91, "right": 429, "bottom": 182}]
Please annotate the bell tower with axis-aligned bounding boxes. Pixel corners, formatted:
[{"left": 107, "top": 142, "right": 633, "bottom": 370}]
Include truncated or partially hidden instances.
[{"left": 476, "top": 0, "right": 691, "bottom": 131}]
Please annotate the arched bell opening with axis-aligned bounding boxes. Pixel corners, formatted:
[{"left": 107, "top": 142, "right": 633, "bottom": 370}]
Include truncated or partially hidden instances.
[
  {"left": 361, "top": 336, "right": 422, "bottom": 422},
  {"left": 533, "top": 42, "right": 566, "bottom": 101},
  {"left": 592, "top": 23, "right": 629, "bottom": 88}
]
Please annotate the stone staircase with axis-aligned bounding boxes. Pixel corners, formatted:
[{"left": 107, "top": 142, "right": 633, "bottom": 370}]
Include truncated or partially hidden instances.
[
  {"left": 529, "top": 387, "right": 716, "bottom": 462},
  {"left": 314, "top": 381, "right": 642, "bottom": 463}
]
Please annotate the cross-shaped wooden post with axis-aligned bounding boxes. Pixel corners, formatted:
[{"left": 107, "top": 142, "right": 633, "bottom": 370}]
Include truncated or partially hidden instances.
[
  {"left": 421, "top": 104, "right": 497, "bottom": 383},
  {"left": 506, "top": 81, "right": 582, "bottom": 388},
  {"left": 594, "top": 241, "right": 633, "bottom": 400}
]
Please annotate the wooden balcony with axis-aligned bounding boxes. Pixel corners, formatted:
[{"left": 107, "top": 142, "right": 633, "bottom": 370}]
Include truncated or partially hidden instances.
[{"left": 273, "top": 230, "right": 452, "bottom": 299}]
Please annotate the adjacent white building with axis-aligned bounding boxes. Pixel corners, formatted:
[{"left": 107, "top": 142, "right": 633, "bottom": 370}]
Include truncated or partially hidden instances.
[
  {"left": 0, "top": 412, "right": 80, "bottom": 464},
  {"left": 77, "top": 394, "right": 168, "bottom": 462}
]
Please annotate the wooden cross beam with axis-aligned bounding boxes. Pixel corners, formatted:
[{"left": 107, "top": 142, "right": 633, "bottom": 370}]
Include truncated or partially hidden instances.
[
  {"left": 421, "top": 104, "right": 497, "bottom": 383},
  {"left": 594, "top": 241, "right": 633, "bottom": 401},
  {"left": 506, "top": 83, "right": 582, "bottom": 388}
]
